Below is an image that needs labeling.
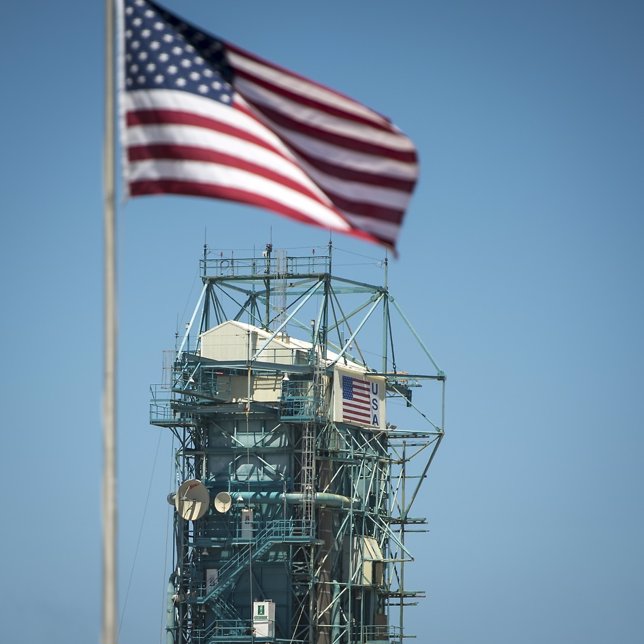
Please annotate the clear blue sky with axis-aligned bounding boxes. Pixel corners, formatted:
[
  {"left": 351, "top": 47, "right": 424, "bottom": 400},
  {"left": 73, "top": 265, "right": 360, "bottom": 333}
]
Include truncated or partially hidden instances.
[{"left": 1, "top": 1, "right": 643, "bottom": 643}]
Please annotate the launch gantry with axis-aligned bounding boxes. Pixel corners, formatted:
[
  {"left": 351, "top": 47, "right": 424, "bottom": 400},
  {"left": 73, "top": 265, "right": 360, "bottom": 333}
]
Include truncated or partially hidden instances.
[{"left": 151, "top": 244, "right": 445, "bottom": 644}]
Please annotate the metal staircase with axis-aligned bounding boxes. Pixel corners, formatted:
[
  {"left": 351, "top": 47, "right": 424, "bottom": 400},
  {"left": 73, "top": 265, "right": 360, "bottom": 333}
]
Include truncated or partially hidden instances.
[
  {"left": 192, "top": 520, "right": 314, "bottom": 606},
  {"left": 193, "top": 597, "right": 247, "bottom": 643}
]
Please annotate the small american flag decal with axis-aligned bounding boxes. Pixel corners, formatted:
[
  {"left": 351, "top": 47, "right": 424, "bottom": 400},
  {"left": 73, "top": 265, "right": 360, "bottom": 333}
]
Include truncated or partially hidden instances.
[{"left": 342, "top": 375, "right": 372, "bottom": 425}]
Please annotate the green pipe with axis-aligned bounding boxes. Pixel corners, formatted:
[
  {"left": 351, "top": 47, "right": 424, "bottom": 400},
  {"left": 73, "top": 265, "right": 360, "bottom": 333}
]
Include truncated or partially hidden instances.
[
  {"left": 231, "top": 490, "right": 354, "bottom": 509},
  {"left": 166, "top": 578, "right": 175, "bottom": 644},
  {"left": 331, "top": 580, "right": 341, "bottom": 644}
]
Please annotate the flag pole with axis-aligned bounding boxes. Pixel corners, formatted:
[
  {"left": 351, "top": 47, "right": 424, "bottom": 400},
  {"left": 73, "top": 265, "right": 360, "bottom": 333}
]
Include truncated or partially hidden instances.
[{"left": 103, "top": 0, "right": 117, "bottom": 642}]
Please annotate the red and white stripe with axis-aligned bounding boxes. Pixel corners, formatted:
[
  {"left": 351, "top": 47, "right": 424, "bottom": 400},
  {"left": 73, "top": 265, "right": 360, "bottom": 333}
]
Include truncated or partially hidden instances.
[
  {"left": 122, "top": 34, "right": 417, "bottom": 250},
  {"left": 343, "top": 378, "right": 372, "bottom": 425}
]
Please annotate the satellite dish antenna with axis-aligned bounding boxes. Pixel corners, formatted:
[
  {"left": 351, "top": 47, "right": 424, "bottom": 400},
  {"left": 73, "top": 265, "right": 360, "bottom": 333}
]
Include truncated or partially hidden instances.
[
  {"left": 214, "top": 491, "right": 233, "bottom": 513},
  {"left": 175, "top": 479, "right": 210, "bottom": 521}
]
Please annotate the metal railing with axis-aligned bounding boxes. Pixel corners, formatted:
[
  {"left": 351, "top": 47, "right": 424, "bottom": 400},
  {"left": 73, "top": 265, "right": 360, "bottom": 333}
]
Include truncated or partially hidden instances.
[
  {"left": 171, "top": 368, "right": 231, "bottom": 401},
  {"left": 279, "top": 380, "right": 320, "bottom": 421},
  {"left": 189, "top": 520, "right": 313, "bottom": 605},
  {"left": 201, "top": 253, "right": 331, "bottom": 279},
  {"left": 192, "top": 618, "right": 250, "bottom": 642},
  {"left": 149, "top": 384, "right": 195, "bottom": 425}
]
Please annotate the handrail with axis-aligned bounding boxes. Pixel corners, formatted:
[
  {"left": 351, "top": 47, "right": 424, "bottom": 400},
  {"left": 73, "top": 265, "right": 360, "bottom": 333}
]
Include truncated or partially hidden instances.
[{"left": 192, "top": 519, "right": 312, "bottom": 605}]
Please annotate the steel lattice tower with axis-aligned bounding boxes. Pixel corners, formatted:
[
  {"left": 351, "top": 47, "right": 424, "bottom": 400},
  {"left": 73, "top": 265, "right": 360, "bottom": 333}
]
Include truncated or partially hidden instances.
[{"left": 151, "top": 244, "right": 445, "bottom": 644}]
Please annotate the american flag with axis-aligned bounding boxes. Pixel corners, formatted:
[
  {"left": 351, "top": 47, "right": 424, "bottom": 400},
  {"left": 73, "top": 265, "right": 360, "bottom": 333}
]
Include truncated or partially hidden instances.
[
  {"left": 120, "top": 0, "right": 418, "bottom": 250},
  {"left": 341, "top": 375, "right": 372, "bottom": 426}
]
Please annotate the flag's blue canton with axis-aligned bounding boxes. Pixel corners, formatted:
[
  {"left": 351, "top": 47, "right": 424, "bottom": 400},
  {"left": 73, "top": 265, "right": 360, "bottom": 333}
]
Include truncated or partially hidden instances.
[
  {"left": 342, "top": 376, "right": 354, "bottom": 400},
  {"left": 124, "top": 0, "right": 233, "bottom": 104}
]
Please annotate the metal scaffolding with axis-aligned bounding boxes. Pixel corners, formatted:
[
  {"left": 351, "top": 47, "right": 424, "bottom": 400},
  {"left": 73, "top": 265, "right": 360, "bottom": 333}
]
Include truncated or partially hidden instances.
[{"left": 151, "top": 244, "right": 445, "bottom": 644}]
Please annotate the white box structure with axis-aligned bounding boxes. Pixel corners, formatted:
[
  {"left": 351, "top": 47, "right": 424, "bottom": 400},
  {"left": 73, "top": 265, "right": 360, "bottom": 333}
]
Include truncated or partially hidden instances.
[{"left": 253, "top": 600, "right": 276, "bottom": 638}]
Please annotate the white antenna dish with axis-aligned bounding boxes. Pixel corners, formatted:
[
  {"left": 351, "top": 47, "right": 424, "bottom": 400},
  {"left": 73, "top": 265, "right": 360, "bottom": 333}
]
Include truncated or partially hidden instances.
[
  {"left": 175, "top": 479, "right": 210, "bottom": 521},
  {"left": 214, "top": 491, "right": 233, "bottom": 513}
]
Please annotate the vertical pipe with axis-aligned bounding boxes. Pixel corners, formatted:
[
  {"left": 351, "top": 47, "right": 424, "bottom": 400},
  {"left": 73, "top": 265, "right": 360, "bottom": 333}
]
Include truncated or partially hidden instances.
[
  {"left": 442, "top": 377, "right": 447, "bottom": 434},
  {"left": 347, "top": 439, "right": 354, "bottom": 644},
  {"left": 308, "top": 564, "right": 315, "bottom": 644},
  {"left": 264, "top": 243, "right": 271, "bottom": 330},
  {"left": 330, "top": 580, "right": 340, "bottom": 644},
  {"left": 382, "top": 256, "right": 388, "bottom": 374},
  {"left": 102, "top": 1, "right": 117, "bottom": 643},
  {"left": 166, "top": 579, "right": 176, "bottom": 644},
  {"left": 399, "top": 442, "right": 406, "bottom": 640},
  {"left": 323, "top": 240, "right": 332, "bottom": 362}
]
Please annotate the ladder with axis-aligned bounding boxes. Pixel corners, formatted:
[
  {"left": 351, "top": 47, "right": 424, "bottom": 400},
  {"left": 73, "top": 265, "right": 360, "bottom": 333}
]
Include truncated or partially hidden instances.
[{"left": 300, "top": 421, "right": 315, "bottom": 535}]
